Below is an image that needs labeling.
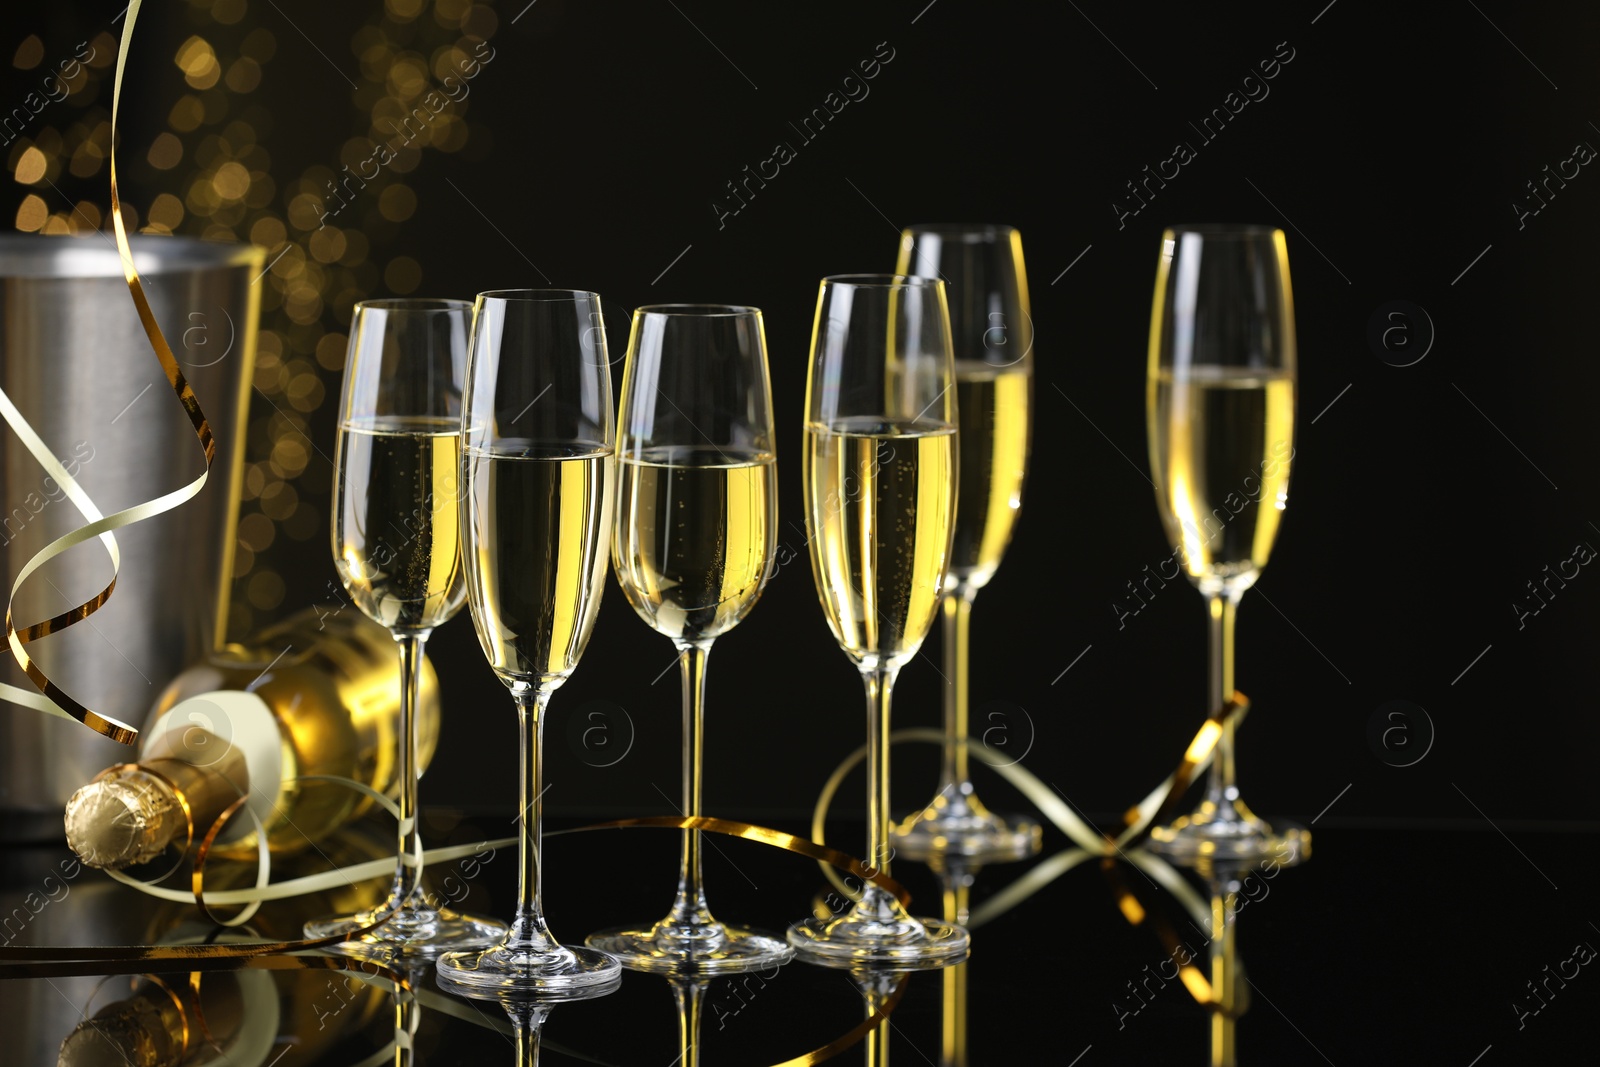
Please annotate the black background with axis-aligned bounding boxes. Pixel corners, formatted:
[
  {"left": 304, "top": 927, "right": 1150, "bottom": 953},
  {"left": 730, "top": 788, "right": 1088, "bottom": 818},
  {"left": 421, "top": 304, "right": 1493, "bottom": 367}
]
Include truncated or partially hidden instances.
[
  {"left": 5, "top": 1, "right": 1600, "bottom": 1060},
  {"left": 12, "top": 0, "right": 1600, "bottom": 864},
  {"left": 11, "top": 0, "right": 1600, "bottom": 867}
]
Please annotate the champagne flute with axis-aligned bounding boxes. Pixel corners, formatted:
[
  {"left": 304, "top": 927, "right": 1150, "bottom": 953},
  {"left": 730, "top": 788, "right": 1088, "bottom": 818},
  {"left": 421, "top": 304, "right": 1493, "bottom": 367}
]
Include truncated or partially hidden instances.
[
  {"left": 1144, "top": 225, "right": 1306, "bottom": 862},
  {"left": 305, "top": 299, "right": 505, "bottom": 956},
  {"left": 891, "top": 224, "right": 1042, "bottom": 861},
  {"left": 786, "top": 274, "right": 970, "bottom": 965},
  {"left": 586, "top": 306, "right": 793, "bottom": 972},
  {"left": 436, "top": 290, "right": 621, "bottom": 994}
]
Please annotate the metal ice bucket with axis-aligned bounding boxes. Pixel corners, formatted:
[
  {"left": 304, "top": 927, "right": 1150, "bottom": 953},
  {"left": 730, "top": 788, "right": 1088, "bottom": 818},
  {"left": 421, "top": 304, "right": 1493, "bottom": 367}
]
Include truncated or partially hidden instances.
[{"left": 0, "top": 234, "right": 262, "bottom": 841}]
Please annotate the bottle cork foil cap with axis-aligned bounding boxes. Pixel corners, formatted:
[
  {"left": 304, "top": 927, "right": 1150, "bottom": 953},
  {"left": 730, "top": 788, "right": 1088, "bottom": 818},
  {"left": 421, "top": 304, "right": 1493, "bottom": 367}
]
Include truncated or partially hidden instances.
[{"left": 63, "top": 772, "right": 185, "bottom": 869}]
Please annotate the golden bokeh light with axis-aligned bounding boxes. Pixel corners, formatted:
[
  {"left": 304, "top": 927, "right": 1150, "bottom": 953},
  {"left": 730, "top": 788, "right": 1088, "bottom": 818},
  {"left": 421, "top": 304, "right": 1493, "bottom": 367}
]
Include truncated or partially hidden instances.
[
  {"left": 387, "top": 0, "right": 427, "bottom": 21},
  {"left": 246, "top": 569, "right": 286, "bottom": 610},
  {"left": 175, "top": 36, "right": 221, "bottom": 91},
  {"left": 241, "top": 28, "right": 277, "bottom": 63},
  {"left": 237, "top": 512, "right": 276, "bottom": 552},
  {"left": 146, "top": 192, "right": 184, "bottom": 230},
  {"left": 383, "top": 256, "right": 423, "bottom": 294},
  {"left": 169, "top": 95, "right": 205, "bottom": 132},
  {"left": 212, "top": 0, "right": 248, "bottom": 25},
  {"left": 147, "top": 131, "right": 184, "bottom": 170},
  {"left": 225, "top": 57, "right": 262, "bottom": 94},
  {"left": 378, "top": 183, "right": 416, "bottom": 222},
  {"left": 12, "top": 35, "right": 44, "bottom": 71},
  {"left": 212, "top": 160, "right": 250, "bottom": 199},
  {"left": 14, "top": 147, "right": 46, "bottom": 185},
  {"left": 308, "top": 225, "right": 347, "bottom": 263},
  {"left": 9, "top": 1, "right": 499, "bottom": 640},
  {"left": 14, "top": 194, "right": 47, "bottom": 232}
]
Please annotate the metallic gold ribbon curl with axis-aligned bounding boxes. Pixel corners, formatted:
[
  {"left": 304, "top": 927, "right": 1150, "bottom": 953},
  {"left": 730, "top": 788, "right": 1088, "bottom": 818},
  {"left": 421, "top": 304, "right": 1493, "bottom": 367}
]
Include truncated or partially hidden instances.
[
  {"left": 3, "top": 789, "right": 912, "bottom": 1065},
  {"left": 2, "top": 0, "right": 219, "bottom": 745},
  {"left": 1116, "top": 691, "right": 1250, "bottom": 851},
  {"left": 1, "top": 814, "right": 905, "bottom": 962},
  {"left": 810, "top": 693, "right": 1249, "bottom": 905},
  {"left": 808, "top": 693, "right": 1251, "bottom": 1017},
  {"left": 770, "top": 975, "right": 906, "bottom": 1067},
  {"left": 108, "top": 0, "right": 214, "bottom": 464},
  {"left": 1099, "top": 858, "right": 1249, "bottom": 1018},
  {"left": 190, "top": 793, "right": 272, "bottom": 928},
  {"left": 557, "top": 815, "right": 911, "bottom": 908}
]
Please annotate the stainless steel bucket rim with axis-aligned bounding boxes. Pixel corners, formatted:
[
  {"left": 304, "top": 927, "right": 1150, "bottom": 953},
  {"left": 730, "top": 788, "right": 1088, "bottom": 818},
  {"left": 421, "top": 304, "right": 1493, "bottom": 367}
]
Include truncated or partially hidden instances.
[{"left": 0, "top": 233, "right": 265, "bottom": 279}]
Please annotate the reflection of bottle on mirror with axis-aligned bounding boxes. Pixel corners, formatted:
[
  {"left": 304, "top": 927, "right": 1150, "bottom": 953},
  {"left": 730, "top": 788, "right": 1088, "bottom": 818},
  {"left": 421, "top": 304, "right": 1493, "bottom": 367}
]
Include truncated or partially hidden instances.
[
  {"left": 62, "top": 608, "right": 441, "bottom": 871},
  {"left": 56, "top": 955, "right": 388, "bottom": 1067},
  {"left": 58, "top": 841, "right": 394, "bottom": 1067}
]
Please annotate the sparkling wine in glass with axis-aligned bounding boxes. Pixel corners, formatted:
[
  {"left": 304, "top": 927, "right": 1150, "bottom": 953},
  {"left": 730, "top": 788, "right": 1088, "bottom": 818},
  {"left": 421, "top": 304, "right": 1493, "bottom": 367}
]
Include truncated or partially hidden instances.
[
  {"left": 786, "top": 274, "right": 970, "bottom": 966},
  {"left": 585, "top": 305, "right": 793, "bottom": 973},
  {"left": 435, "top": 290, "right": 621, "bottom": 995},
  {"left": 1144, "top": 225, "right": 1306, "bottom": 863},
  {"left": 305, "top": 299, "right": 505, "bottom": 957},
  {"left": 891, "top": 224, "right": 1042, "bottom": 861}
]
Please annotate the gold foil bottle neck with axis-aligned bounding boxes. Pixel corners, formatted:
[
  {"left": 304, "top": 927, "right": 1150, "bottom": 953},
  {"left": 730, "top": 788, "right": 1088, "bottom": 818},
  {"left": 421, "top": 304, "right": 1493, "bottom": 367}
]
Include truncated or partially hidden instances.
[{"left": 63, "top": 771, "right": 187, "bottom": 870}]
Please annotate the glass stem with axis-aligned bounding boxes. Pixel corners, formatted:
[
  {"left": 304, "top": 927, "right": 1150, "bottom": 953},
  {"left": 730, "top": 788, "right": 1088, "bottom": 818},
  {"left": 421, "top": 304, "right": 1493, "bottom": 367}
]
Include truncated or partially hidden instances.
[
  {"left": 667, "top": 641, "right": 714, "bottom": 929},
  {"left": 508, "top": 686, "right": 557, "bottom": 953},
  {"left": 1202, "top": 592, "right": 1242, "bottom": 816},
  {"left": 938, "top": 591, "right": 973, "bottom": 792},
  {"left": 859, "top": 666, "right": 901, "bottom": 922},
  {"left": 515, "top": 1022, "right": 540, "bottom": 1067},
  {"left": 672, "top": 980, "right": 705, "bottom": 1067},
  {"left": 383, "top": 631, "right": 430, "bottom": 918},
  {"left": 1210, "top": 883, "right": 1238, "bottom": 1067},
  {"left": 941, "top": 961, "right": 968, "bottom": 1067},
  {"left": 395, "top": 975, "right": 422, "bottom": 1066},
  {"left": 508, "top": 1004, "right": 550, "bottom": 1067},
  {"left": 859, "top": 974, "right": 899, "bottom": 1067}
]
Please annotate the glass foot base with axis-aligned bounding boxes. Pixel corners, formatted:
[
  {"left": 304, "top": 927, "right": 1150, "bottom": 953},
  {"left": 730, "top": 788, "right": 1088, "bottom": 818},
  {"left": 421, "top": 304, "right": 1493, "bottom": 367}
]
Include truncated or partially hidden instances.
[
  {"left": 1146, "top": 806, "right": 1311, "bottom": 866},
  {"left": 786, "top": 912, "right": 969, "bottom": 968},
  {"left": 304, "top": 905, "right": 506, "bottom": 960},
  {"left": 586, "top": 920, "right": 794, "bottom": 974},
  {"left": 437, "top": 942, "right": 621, "bottom": 995},
  {"left": 892, "top": 805, "right": 1042, "bottom": 861}
]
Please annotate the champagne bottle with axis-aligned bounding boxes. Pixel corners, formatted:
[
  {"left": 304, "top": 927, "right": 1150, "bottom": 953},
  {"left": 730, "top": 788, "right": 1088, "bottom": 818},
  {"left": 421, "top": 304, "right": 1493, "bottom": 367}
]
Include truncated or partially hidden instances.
[{"left": 63, "top": 608, "right": 440, "bottom": 870}]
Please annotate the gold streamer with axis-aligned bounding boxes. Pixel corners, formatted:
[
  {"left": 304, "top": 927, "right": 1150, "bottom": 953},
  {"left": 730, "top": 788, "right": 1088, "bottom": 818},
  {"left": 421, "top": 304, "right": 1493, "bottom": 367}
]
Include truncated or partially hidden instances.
[
  {"left": 810, "top": 693, "right": 1245, "bottom": 905},
  {"left": 770, "top": 976, "right": 906, "bottom": 1067},
  {"left": 1100, "top": 858, "right": 1247, "bottom": 1018},
  {"left": 562, "top": 815, "right": 910, "bottom": 907},
  {"left": 0, "top": 811, "right": 911, "bottom": 1065},
  {"left": 0, "top": 814, "right": 907, "bottom": 964},
  {"left": 2, "top": 0, "right": 220, "bottom": 744}
]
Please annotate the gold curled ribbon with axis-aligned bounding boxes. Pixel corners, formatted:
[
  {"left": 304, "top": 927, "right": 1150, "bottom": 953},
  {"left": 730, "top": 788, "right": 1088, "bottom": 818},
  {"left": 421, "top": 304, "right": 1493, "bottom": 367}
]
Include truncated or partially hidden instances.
[
  {"left": 557, "top": 815, "right": 911, "bottom": 908},
  {"left": 0, "top": 811, "right": 910, "bottom": 1066},
  {"left": 770, "top": 975, "right": 907, "bottom": 1067},
  {"left": 808, "top": 692, "right": 1253, "bottom": 1017},
  {"left": 0, "top": 812, "right": 905, "bottom": 964},
  {"left": 2, "top": 0, "right": 219, "bottom": 744},
  {"left": 810, "top": 692, "right": 1247, "bottom": 904},
  {"left": 0, "top": 819, "right": 902, "bottom": 1062},
  {"left": 190, "top": 793, "right": 271, "bottom": 928},
  {"left": 1099, "top": 858, "right": 1249, "bottom": 1018},
  {"left": 1116, "top": 690, "right": 1250, "bottom": 850}
]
